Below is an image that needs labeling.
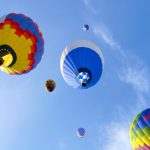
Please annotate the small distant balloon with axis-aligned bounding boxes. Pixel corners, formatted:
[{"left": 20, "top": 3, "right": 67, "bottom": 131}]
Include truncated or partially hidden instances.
[
  {"left": 77, "top": 128, "right": 86, "bottom": 138},
  {"left": 45, "top": 80, "right": 56, "bottom": 92},
  {"left": 83, "top": 24, "right": 89, "bottom": 31}
]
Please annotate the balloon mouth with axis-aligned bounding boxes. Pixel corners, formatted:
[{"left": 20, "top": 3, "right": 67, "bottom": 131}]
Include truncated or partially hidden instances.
[
  {"left": 77, "top": 68, "right": 91, "bottom": 87},
  {"left": 0, "top": 44, "right": 17, "bottom": 67}
]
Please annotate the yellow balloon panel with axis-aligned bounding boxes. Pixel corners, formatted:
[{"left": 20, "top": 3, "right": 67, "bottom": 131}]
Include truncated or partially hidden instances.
[
  {"left": 2, "top": 54, "right": 13, "bottom": 67},
  {"left": 0, "top": 25, "right": 34, "bottom": 74},
  {"left": 0, "top": 13, "right": 44, "bottom": 75}
]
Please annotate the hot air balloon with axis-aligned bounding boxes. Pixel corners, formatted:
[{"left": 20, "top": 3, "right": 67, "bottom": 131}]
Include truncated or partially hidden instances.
[
  {"left": 129, "top": 108, "right": 150, "bottom": 150},
  {"left": 77, "top": 128, "right": 86, "bottom": 138},
  {"left": 60, "top": 40, "right": 104, "bottom": 89},
  {"left": 0, "top": 13, "right": 44, "bottom": 75},
  {"left": 83, "top": 24, "right": 89, "bottom": 31},
  {"left": 45, "top": 80, "right": 56, "bottom": 92}
]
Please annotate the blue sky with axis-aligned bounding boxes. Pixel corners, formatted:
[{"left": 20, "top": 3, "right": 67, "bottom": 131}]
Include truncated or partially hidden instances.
[{"left": 0, "top": 0, "right": 150, "bottom": 150}]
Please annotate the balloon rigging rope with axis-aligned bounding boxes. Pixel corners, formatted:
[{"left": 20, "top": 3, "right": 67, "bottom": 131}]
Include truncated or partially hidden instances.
[
  {"left": 62, "top": 56, "right": 76, "bottom": 74},
  {"left": 64, "top": 50, "right": 79, "bottom": 74}
]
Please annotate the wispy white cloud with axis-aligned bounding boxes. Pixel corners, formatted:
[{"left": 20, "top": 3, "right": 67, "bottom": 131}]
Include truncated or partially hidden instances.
[
  {"left": 93, "top": 23, "right": 150, "bottom": 99},
  {"left": 93, "top": 23, "right": 150, "bottom": 150},
  {"left": 98, "top": 107, "right": 137, "bottom": 150},
  {"left": 93, "top": 24, "right": 118, "bottom": 48},
  {"left": 82, "top": 0, "right": 98, "bottom": 15},
  {"left": 93, "top": 23, "right": 125, "bottom": 57},
  {"left": 119, "top": 66, "right": 150, "bottom": 95},
  {"left": 99, "top": 122, "right": 132, "bottom": 150},
  {"left": 83, "top": 1, "right": 149, "bottom": 148}
]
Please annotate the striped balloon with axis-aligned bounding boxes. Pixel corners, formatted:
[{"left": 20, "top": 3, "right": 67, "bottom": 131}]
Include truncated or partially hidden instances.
[
  {"left": 60, "top": 40, "right": 104, "bottom": 89},
  {"left": 0, "top": 13, "right": 44, "bottom": 75},
  {"left": 129, "top": 108, "right": 150, "bottom": 150}
]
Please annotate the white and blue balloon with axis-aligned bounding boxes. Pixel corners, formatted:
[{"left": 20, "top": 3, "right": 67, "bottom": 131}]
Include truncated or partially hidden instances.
[
  {"left": 60, "top": 40, "right": 104, "bottom": 89},
  {"left": 83, "top": 24, "right": 89, "bottom": 31},
  {"left": 77, "top": 128, "right": 86, "bottom": 138}
]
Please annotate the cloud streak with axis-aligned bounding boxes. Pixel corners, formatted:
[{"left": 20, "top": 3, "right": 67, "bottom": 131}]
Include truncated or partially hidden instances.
[
  {"left": 93, "top": 24, "right": 118, "bottom": 48},
  {"left": 119, "top": 66, "right": 150, "bottom": 95},
  {"left": 92, "top": 22, "right": 150, "bottom": 150},
  {"left": 93, "top": 23, "right": 126, "bottom": 57},
  {"left": 82, "top": 0, "right": 98, "bottom": 15},
  {"left": 98, "top": 107, "right": 137, "bottom": 150},
  {"left": 82, "top": 1, "right": 149, "bottom": 149},
  {"left": 93, "top": 23, "right": 150, "bottom": 99},
  {"left": 100, "top": 122, "right": 132, "bottom": 150}
]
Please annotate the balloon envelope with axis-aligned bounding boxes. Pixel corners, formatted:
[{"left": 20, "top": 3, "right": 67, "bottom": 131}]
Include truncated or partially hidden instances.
[
  {"left": 83, "top": 24, "right": 89, "bottom": 31},
  {"left": 60, "top": 40, "right": 104, "bottom": 89},
  {"left": 0, "top": 13, "right": 44, "bottom": 75},
  {"left": 129, "top": 108, "right": 150, "bottom": 150},
  {"left": 45, "top": 80, "right": 56, "bottom": 92},
  {"left": 77, "top": 128, "right": 86, "bottom": 138}
]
